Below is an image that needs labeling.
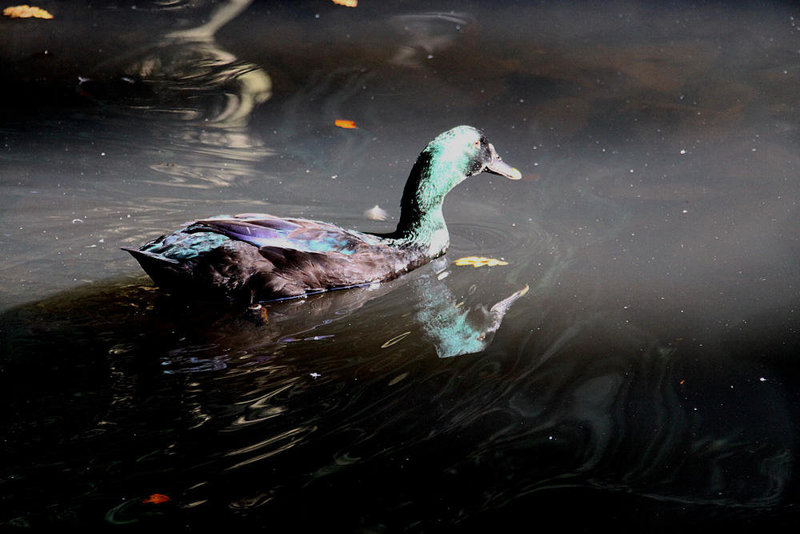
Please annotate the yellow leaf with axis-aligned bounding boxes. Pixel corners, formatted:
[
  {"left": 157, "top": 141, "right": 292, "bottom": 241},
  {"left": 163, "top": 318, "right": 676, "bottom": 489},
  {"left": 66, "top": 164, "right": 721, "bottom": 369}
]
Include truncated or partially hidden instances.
[
  {"left": 331, "top": 0, "right": 358, "bottom": 6},
  {"left": 334, "top": 119, "right": 357, "bottom": 129},
  {"left": 454, "top": 256, "right": 509, "bottom": 268},
  {"left": 3, "top": 5, "right": 53, "bottom": 18}
]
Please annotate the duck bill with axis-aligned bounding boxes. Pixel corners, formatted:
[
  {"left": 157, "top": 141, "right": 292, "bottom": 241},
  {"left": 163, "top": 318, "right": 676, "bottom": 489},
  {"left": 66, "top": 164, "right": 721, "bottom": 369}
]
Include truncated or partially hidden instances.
[{"left": 485, "top": 143, "right": 522, "bottom": 180}]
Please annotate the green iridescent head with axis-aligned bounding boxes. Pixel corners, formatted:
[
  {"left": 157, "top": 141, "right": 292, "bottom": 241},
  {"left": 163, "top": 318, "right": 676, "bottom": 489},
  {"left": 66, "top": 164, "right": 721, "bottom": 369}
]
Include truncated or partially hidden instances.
[
  {"left": 421, "top": 125, "right": 521, "bottom": 196},
  {"left": 396, "top": 126, "right": 520, "bottom": 242}
]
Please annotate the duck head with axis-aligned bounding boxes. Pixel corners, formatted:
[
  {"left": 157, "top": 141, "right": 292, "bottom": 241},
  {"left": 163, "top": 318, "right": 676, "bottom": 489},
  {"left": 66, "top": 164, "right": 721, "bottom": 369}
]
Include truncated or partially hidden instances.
[
  {"left": 395, "top": 125, "right": 520, "bottom": 248},
  {"left": 419, "top": 125, "right": 521, "bottom": 188}
]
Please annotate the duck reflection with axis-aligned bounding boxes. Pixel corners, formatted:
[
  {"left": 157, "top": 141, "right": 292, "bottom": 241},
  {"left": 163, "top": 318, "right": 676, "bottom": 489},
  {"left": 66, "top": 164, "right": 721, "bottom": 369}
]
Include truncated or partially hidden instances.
[
  {"left": 78, "top": 0, "right": 272, "bottom": 185},
  {"left": 413, "top": 264, "right": 529, "bottom": 358},
  {"left": 0, "top": 257, "right": 526, "bottom": 371},
  {"left": 82, "top": 0, "right": 269, "bottom": 128},
  {"left": 389, "top": 12, "right": 476, "bottom": 68},
  {"left": 205, "top": 258, "right": 527, "bottom": 362}
]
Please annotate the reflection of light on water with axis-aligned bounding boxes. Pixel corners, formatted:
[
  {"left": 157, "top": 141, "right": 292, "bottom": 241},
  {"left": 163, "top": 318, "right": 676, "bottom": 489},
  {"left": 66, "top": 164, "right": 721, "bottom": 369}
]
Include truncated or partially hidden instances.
[
  {"left": 146, "top": 158, "right": 266, "bottom": 188},
  {"left": 84, "top": 7, "right": 271, "bottom": 129},
  {"left": 389, "top": 12, "right": 476, "bottom": 67},
  {"left": 81, "top": 0, "right": 273, "bottom": 188},
  {"left": 122, "top": 45, "right": 271, "bottom": 128},
  {"left": 224, "top": 426, "right": 318, "bottom": 471}
]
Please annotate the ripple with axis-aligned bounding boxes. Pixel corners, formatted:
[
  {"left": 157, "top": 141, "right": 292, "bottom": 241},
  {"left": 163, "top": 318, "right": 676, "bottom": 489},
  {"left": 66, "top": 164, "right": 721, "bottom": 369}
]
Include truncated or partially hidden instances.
[
  {"left": 224, "top": 425, "right": 318, "bottom": 471},
  {"left": 449, "top": 215, "right": 558, "bottom": 260}
]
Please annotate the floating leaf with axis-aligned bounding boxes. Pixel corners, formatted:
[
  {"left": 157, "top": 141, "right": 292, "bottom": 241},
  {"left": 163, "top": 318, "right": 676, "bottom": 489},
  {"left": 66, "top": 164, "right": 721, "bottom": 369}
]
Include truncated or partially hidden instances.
[
  {"left": 142, "top": 493, "right": 170, "bottom": 504},
  {"left": 3, "top": 5, "right": 53, "bottom": 18},
  {"left": 331, "top": 0, "right": 358, "bottom": 6},
  {"left": 454, "top": 256, "right": 509, "bottom": 268},
  {"left": 334, "top": 119, "right": 357, "bottom": 129}
]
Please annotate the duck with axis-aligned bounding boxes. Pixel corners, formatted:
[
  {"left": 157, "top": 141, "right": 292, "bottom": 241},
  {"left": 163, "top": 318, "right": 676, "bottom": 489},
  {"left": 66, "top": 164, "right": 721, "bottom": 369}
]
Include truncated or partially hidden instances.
[{"left": 123, "top": 125, "right": 521, "bottom": 303}]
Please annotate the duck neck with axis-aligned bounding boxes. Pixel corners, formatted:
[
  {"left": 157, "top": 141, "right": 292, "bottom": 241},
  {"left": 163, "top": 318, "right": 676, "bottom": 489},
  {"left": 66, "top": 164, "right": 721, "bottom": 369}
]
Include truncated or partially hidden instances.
[{"left": 391, "top": 151, "right": 458, "bottom": 257}]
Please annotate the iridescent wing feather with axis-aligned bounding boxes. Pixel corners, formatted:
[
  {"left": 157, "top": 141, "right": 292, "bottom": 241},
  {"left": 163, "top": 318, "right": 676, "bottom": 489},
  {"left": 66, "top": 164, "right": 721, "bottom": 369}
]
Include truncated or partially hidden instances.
[{"left": 194, "top": 214, "right": 380, "bottom": 255}]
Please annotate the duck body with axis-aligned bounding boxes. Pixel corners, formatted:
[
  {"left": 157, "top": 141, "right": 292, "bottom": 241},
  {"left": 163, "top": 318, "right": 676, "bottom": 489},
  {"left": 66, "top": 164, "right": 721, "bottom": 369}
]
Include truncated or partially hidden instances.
[
  {"left": 125, "top": 214, "right": 432, "bottom": 301},
  {"left": 124, "top": 126, "right": 520, "bottom": 303}
]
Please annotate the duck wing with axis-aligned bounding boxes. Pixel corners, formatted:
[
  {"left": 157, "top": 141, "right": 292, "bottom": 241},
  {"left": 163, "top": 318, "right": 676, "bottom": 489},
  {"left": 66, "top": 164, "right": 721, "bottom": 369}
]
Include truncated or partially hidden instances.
[
  {"left": 194, "top": 214, "right": 380, "bottom": 255},
  {"left": 191, "top": 214, "right": 421, "bottom": 300}
]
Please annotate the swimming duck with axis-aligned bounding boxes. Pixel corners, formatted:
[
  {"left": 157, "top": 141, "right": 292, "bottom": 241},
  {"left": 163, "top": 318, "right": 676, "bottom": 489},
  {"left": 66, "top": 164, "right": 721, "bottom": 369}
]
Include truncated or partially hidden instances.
[{"left": 124, "top": 125, "right": 521, "bottom": 303}]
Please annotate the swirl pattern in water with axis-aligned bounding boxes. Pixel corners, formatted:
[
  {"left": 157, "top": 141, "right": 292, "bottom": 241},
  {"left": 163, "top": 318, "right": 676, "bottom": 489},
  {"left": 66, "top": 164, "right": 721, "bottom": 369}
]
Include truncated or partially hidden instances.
[{"left": 1, "top": 252, "right": 795, "bottom": 529}]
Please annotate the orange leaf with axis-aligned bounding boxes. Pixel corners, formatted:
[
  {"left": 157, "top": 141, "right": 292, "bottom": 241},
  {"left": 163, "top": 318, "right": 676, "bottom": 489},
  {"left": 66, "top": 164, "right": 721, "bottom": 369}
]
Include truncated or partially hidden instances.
[
  {"left": 331, "top": 0, "right": 358, "bottom": 6},
  {"left": 334, "top": 119, "right": 357, "bottom": 129},
  {"left": 142, "top": 493, "right": 170, "bottom": 504},
  {"left": 3, "top": 5, "right": 54, "bottom": 18}
]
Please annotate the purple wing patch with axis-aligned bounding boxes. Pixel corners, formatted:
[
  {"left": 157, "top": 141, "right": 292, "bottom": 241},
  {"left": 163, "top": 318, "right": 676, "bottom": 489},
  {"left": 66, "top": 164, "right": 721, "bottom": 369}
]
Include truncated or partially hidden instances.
[{"left": 195, "top": 216, "right": 368, "bottom": 255}]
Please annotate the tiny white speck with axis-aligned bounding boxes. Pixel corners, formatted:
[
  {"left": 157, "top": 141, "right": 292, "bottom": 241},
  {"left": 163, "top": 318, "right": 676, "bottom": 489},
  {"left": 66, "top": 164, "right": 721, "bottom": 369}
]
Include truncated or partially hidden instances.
[
  {"left": 759, "top": 377, "right": 767, "bottom": 382},
  {"left": 310, "top": 372, "right": 321, "bottom": 379},
  {"left": 680, "top": 149, "right": 686, "bottom": 155}
]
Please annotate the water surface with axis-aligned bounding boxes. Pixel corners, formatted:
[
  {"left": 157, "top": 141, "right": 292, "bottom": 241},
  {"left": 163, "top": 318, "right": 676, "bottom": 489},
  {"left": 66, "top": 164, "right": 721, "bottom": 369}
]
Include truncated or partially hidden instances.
[{"left": 2, "top": 0, "right": 800, "bottom": 530}]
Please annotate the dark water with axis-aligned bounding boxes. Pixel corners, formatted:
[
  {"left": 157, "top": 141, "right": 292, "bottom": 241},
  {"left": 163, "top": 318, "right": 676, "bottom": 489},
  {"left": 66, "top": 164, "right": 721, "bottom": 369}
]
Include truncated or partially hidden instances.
[{"left": 2, "top": 0, "right": 800, "bottom": 530}]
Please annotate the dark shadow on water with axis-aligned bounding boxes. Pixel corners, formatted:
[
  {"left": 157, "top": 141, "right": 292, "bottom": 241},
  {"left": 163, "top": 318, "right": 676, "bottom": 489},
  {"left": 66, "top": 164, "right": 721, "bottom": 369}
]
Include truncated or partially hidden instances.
[{"left": 2, "top": 256, "right": 799, "bottom": 530}]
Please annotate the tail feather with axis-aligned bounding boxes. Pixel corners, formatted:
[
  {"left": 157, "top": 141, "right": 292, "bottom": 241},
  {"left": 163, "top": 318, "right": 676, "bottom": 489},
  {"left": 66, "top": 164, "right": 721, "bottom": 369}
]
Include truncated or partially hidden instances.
[{"left": 122, "top": 247, "right": 183, "bottom": 287}]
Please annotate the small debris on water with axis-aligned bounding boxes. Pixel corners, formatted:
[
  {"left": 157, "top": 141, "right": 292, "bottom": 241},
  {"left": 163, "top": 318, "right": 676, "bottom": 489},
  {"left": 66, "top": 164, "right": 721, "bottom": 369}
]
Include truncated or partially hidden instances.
[
  {"left": 142, "top": 493, "right": 170, "bottom": 504},
  {"left": 246, "top": 304, "right": 268, "bottom": 324},
  {"left": 364, "top": 205, "right": 388, "bottom": 221}
]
